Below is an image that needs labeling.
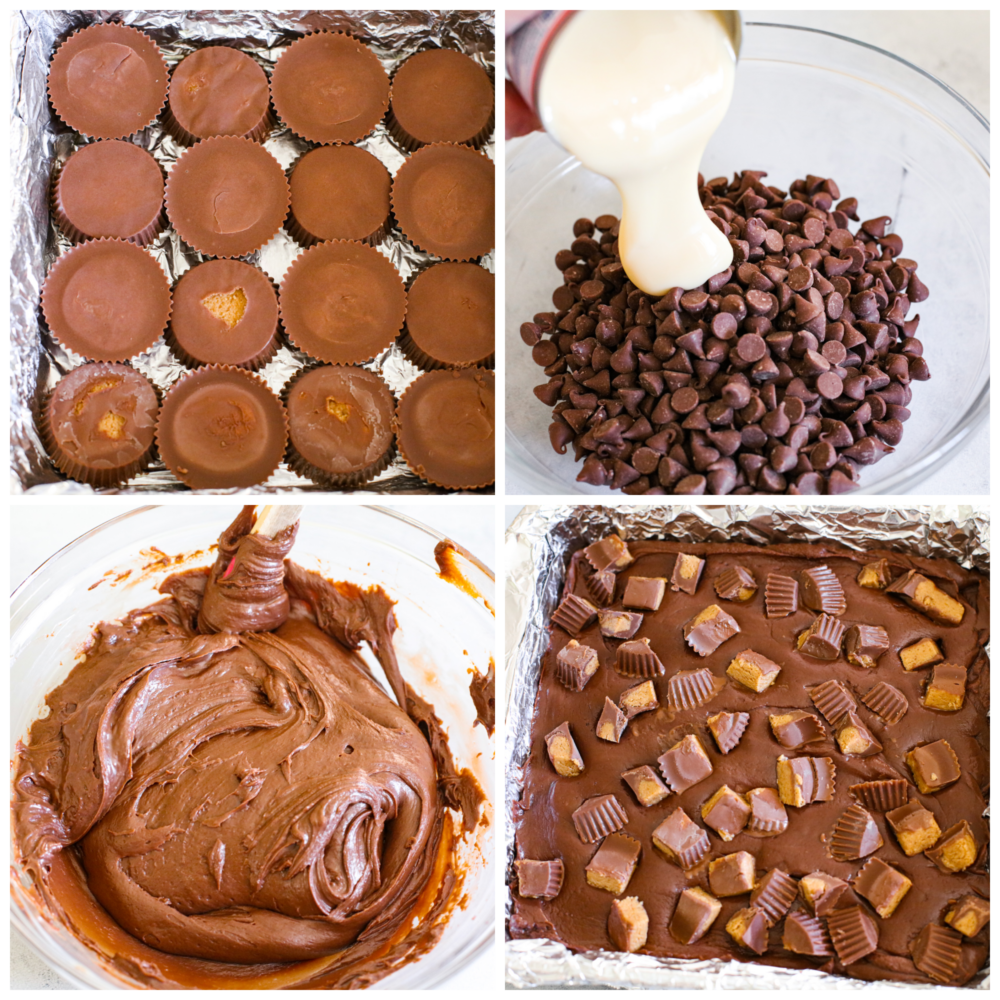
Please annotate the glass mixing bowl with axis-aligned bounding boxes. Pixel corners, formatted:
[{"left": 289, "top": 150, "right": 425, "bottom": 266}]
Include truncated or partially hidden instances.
[
  {"left": 506, "top": 21, "right": 989, "bottom": 496},
  {"left": 10, "top": 505, "right": 494, "bottom": 990}
]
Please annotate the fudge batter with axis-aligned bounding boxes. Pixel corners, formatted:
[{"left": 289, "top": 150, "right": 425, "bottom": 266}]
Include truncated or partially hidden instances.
[{"left": 14, "top": 506, "right": 482, "bottom": 988}]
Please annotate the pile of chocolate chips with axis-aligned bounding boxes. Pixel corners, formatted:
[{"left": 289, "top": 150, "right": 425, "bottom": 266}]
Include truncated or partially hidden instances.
[{"left": 520, "top": 171, "right": 930, "bottom": 495}]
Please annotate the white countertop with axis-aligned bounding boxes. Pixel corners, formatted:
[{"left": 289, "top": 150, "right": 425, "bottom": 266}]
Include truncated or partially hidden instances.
[{"left": 10, "top": 503, "right": 495, "bottom": 990}]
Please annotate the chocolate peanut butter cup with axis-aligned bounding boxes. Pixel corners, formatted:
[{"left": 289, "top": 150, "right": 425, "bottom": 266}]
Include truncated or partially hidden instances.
[
  {"left": 287, "top": 145, "right": 391, "bottom": 247},
  {"left": 41, "top": 239, "right": 172, "bottom": 362},
  {"left": 167, "top": 259, "right": 279, "bottom": 370},
  {"left": 165, "top": 46, "right": 273, "bottom": 146},
  {"left": 165, "top": 136, "right": 289, "bottom": 258},
  {"left": 156, "top": 366, "right": 287, "bottom": 490},
  {"left": 52, "top": 140, "right": 165, "bottom": 245},
  {"left": 395, "top": 368, "right": 494, "bottom": 489},
  {"left": 388, "top": 48, "right": 494, "bottom": 151},
  {"left": 270, "top": 32, "right": 390, "bottom": 145},
  {"left": 279, "top": 240, "right": 406, "bottom": 365},
  {"left": 399, "top": 262, "right": 494, "bottom": 370},
  {"left": 40, "top": 362, "right": 158, "bottom": 487},
  {"left": 282, "top": 364, "right": 395, "bottom": 488},
  {"left": 391, "top": 143, "right": 494, "bottom": 261},
  {"left": 47, "top": 22, "right": 168, "bottom": 140}
]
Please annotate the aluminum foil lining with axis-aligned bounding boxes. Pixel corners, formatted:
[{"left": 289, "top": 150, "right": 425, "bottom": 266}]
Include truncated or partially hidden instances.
[
  {"left": 505, "top": 504, "right": 989, "bottom": 990},
  {"left": 11, "top": 9, "right": 494, "bottom": 494}
]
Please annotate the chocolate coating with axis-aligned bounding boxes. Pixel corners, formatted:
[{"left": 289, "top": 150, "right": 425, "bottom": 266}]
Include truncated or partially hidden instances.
[
  {"left": 389, "top": 48, "right": 493, "bottom": 147},
  {"left": 41, "top": 239, "right": 172, "bottom": 362},
  {"left": 391, "top": 143, "right": 494, "bottom": 261},
  {"left": 53, "top": 140, "right": 164, "bottom": 244},
  {"left": 511, "top": 540, "right": 989, "bottom": 984},
  {"left": 47, "top": 22, "right": 167, "bottom": 139},
  {"left": 395, "top": 368, "right": 495, "bottom": 489},
  {"left": 168, "top": 46, "right": 271, "bottom": 143},
  {"left": 156, "top": 367, "right": 287, "bottom": 489},
  {"left": 288, "top": 145, "right": 391, "bottom": 245},
  {"left": 284, "top": 365, "right": 395, "bottom": 485},
  {"left": 270, "top": 32, "right": 389, "bottom": 144},
  {"left": 279, "top": 240, "right": 406, "bottom": 365},
  {"left": 402, "top": 262, "right": 494, "bottom": 370},
  {"left": 165, "top": 136, "right": 289, "bottom": 258},
  {"left": 169, "top": 259, "right": 279, "bottom": 369},
  {"left": 42, "top": 362, "right": 158, "bottom": 487}
]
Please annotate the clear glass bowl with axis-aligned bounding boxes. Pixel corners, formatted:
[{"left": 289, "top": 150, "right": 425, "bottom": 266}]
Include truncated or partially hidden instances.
[
  {"left": 505, "top": 21, "right": 989, "bottom": 496},
  {"left": 10, "top": 505, "right": 495, "bottom": 990}
]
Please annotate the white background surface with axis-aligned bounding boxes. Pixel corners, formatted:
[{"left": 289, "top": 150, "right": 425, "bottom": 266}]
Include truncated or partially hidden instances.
[
  {"left": 505, "top": 10, "right": 989, "bottom": 497},
  {"left": 10, "top": 502, "right": 495, "bottom": 990}
]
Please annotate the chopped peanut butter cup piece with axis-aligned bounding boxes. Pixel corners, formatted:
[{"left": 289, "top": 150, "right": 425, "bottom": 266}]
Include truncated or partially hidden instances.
[
  {"left": 671, "top": 553, "right": 705, "bottom": 595},
  {"left": 715, "top": 565, "right": 757, "bottom": 602},
  {"left": 596, "top": 697, "right": 628, "bottom": 743},
  {"left": 911, "top": 923, "right": 962, "bottom": 983},
  {"left": 667, "top": 667, "right": 719, "bottom": 711},
  {"left": 801, "top": 565, "right": 847, "bottom": 615},
  {"left": 765, "top": 573, "right": 798, "bottom": 618},
  {"left": 835, "top": 711, "right": 882, "bottom": 757},
  {"left": 827, "top": 906, "right": 878, "bottom": 965},
  {"left": 572, "top": 794, "right": 627, "bottom": 843},
  {"left": 515, "top": 859, "right": 564, "bottom": 899},
  {"left": 618, "top": 680, "right": 658, "bottom": 719},
  {"left": 544, "top": 722, "right": 584, "bottom": 777},
  {"left": 857, "top": 558, "right": 892, "bottom": 589},
  {"left": 783, "top": 910, "right": 832, "bottom": 956},
  {"left": 586, "top": 569, "right": 616, "bottom": 606},
  {"left": 853, "top": 857, "right": 912, "bottom": 918},
  {"left": 746, "top": 787, "right": 788, "bottom": 836},
  {"left": 809, "top": 679, "right": 856, "bottom": 723},
  {"left": 886, "top": 798, "right": 941, "bottom": 856},
  {"left": 608, "top": 896, "right": 648, "bottom": 953},
  {"left": 622, "top": 575, "right": 667, "bottom": 611},
  {"left": 769, "top": 710, "right": 825, "bottom": 749},
  {"left": 586, "top": 831, "right": 641, "bottom": 894},
  {"left": 776, "top": 755, "right": 836, "bottom": 807},
  {"left": 845, "top": 624, "right": 890, "bottom": 669},
  {"left": 900, "top": 636, "right": 944, "bottom": 671},
  {"left": 658, "top": 734, "right": 713, "bottom": 793},
  {"left": 555, "top": 639, "right": 600, "bottom": 691},
  {"left": 830, "top": 803, "right": 883, "bottom": 861},
  {"left": 726, "top": 906, "right": 769, "bottom": 954},
  {"left": 886, "top": 570, "right": 965, "bottom": 625},
  {"left": 850, "top": 778, "right": 909, "bottom": 812},
  {"left": 669, "top": 886, "right": 722, "bottom": 944},
  {"left": 925, "top": 820, "right": 977, "bottom": 873},
  {"left": 800, "top": 871, "right": 850, "bottom": 916},
  {"left": 750, "top": 868, "right": 797, "bottom": 926},
  {"left": 708, "top": 851, "right": 756, "bottom": 896},
  {"left": 702, "top": 785, "right": 751, "bottom": 841},
  {"left": 861, "top": 681, "right": 908, "bottom": 724},
  {"left": 707, "top": 711, "right": 749, "bottom": 754},
  {"left": 615, "top": 637, "right": 665, "bottom": 678},
  {"left": 796, "top": 614, "right": 845, "bottom": 660},
  {"left": 584, "top": 534, "right": 633, "bottom": 572},
  {"left": 551, "top": 594, "right": 598, "bottom": 635},
  {"left": 652, "top": 807, "right": 710, "bottom": 869},
  {"left": 945, "top": 895, "right": 990, "bottom": 938},
  {"left": 922, "top": 662, "right": 967, "bottom": 711},
  {"left": 622, "top": 765, "right": 670, "bottom": 807},
  {"left": 727, "top": 649, "right": 781, "bottom": 693},
  {"left": 683, "top": 604, "right": 740, "bottom": 656},
  {"left": 598, "top": 609, "right": 643, "bottom": 640},
  {"left": 906, "top": 739, "right": 961, "bottom": 793}
]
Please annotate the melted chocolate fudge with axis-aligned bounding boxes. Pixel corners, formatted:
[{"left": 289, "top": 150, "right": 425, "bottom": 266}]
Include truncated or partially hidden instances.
[{"left": 511, "top": 537, "right": 988, "bottom": 985}]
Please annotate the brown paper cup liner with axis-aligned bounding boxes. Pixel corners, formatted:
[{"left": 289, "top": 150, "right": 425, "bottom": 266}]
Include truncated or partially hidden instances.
[
  {"left": 50, "top": 157, "right": 167, "bottom": 247},
  {"left": 164, "top": 321, "right": 281, "bottom": 373},
  {"left": 284, "top": 210, "right": 390, "bottom": 249},
  {"left": 385, "top": 104, "right": 495, "bottom": 154},
  {"left": 397, "top": 326, "right": 494, "bottom": 373},
  {"left": 161, "top": 100, "right": 276, "bottom": 148}
]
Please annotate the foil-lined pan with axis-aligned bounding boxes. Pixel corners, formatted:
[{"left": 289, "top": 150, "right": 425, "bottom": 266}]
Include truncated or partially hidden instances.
[
  {"left": 11, "top": 9, "right": 494, "bottom": 494},
  {"left": 505, "top": 504, "right": 989, "bottom": 990}
]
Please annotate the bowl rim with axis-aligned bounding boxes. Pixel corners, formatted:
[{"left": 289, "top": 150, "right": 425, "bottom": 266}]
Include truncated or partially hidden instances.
[{"left": 506, "top": 19, "right": 990, "bottom": 497}]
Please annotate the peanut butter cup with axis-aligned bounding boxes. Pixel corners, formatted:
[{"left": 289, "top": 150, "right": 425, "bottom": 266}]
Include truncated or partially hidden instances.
[
  {"left": 388, "top": 48, "right": 494, "bottom": 151},
  {"left": 399, "top": 262, "right": 494, "bottom": 370},
  {"left": 270, "top": 32, "right": 390, "bottom": 145},
  {"left": 167, "top": 259, "right": 279, "bottom": 370},
  {"left": 157, "top": 366, "right": 287, "bottom": 490},
  {"left": 41, "top": 239, "right": 172, "bottom": 362},
  {"left": 287, "top": 145, "right": 391, "bottom": 246},
  {"left": 47, "top": 22, "right": 168, "bottom": 140},
  {"left": 40, "top": 362, "right": 158, "bottom": 487},
  {"left": 395, "top": 368, "right": 494, "bottom": 489},
  {"left": 283, "top": 365, "right": 395, "bottom": 488},
  {"left": 165, "top": 136, "right": 289, "bottom": 258},
  {"left": 391, "top": 143, "right": 494, "bottom": 261},
  {"left": 165, "top": 46, "right": 273, "bottom": 145},
  {"left": 279, "top": 240, "right": 406, "bottom": 365},
  {"left": 52, "top": 140, "right": 165, "bottom": 245}
]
